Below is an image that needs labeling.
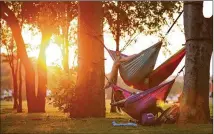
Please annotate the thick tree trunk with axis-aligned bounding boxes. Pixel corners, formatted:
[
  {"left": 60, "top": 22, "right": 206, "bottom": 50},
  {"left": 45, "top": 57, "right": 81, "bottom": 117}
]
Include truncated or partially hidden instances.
[
  {"left": 17, "top": 60, "right": 22, "bottom": 113},
  {"left": 37, "top": 30, "right": 51, "bottom": 112},
  {"left": 178, "top": 2, "right": 213, "bottom": 124},
  {"left": 0, "top": 2, "right": 37, "bottom": 113},
  {"left": 70, "top": 1, "right": 105, "bottom": 118}
]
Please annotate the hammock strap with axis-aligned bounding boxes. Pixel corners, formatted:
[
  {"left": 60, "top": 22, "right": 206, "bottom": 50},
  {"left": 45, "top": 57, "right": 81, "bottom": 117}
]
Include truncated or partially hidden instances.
[
  {"left": 105, "top": 75, "right": 111, "bottom": 83},
  {"left": 174, "top": 65, "right": 185, "bottom": 79},
  {"left": 164, "top": 10, "right": 184, "bottom": 37}
]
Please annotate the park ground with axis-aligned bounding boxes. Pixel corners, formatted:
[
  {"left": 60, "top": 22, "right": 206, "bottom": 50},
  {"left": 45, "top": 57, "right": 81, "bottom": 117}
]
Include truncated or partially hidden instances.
[{"left": 0, "top": 100, "right": 213, "bottom": 134}]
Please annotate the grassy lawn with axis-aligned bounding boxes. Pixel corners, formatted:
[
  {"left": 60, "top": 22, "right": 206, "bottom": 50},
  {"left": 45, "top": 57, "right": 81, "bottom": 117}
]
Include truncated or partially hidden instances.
[{"left": 0, "top": 100, "right": 213, "bottom": 134}]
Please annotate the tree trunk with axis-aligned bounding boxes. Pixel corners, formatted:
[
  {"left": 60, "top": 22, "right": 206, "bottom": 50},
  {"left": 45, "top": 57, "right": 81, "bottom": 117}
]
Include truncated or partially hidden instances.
[
  {"left": 17, "top": 60, "right": 22, "bottom": 113},
  {"left": 178, "top": 2, "right": 213, "bottom": 124},
  {"left": 110, "top": 1, "right": 121, "bottom": 113},
  {"left": 63, "top": 4, "right": 69, "bottom": 73},
  {"left": 10, "top": 52, "right": 18, "bottom": 109},
  {"left": 70, "top": 1, "right": 105, "bottom": 118},
  {"left": 0, "top": 2, "right": 37, "bottom": 112},
  {"left": 12, "top": 70, "right": 18, "bottom": 109},
  {"left": 62, "top": 27, "right": 69, "bottom": 73},
  {"left": 37, "top": 29, "right": 51, "bottom": 112}
]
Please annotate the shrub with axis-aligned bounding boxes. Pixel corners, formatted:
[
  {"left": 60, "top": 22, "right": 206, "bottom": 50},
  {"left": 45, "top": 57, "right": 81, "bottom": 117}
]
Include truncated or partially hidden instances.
[{"left": 48, "top": 68, "right": 77, "bottom": 112}]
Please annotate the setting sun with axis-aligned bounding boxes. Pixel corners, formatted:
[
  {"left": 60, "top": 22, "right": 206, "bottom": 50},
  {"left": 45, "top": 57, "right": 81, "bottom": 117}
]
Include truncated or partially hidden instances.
[
  {"left": 21, "top": 25, "right": 76, "bottom": 68},
  {"left": 45, "top": 43, "right": 62, "bottom": 66}
]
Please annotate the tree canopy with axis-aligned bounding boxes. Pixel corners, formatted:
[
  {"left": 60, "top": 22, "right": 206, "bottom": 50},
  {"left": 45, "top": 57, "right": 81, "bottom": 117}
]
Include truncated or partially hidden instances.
[{"left": 104, "top": 1, "right": 182, "bottom": 51}]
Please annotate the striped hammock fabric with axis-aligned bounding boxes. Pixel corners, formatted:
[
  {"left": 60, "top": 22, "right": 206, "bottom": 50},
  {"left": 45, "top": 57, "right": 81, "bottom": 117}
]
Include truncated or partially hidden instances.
[
  {"left": 109, "top": 41, "right": 162, "bottom": 85},
  {"left": 108, "top": 43, "right": 185, "bottom": 91}
]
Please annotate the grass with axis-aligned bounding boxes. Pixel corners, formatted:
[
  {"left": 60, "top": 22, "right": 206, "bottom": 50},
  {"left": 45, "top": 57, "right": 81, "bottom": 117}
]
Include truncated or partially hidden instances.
[{"left": 0, "top": 100, "right": 213, "bottom": 134}]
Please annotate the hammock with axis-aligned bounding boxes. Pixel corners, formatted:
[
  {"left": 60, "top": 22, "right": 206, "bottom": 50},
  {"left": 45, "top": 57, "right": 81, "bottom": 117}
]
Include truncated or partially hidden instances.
[
  {"left": 109, "top": 41, "right": 162, "bottom": 85},
  {"left": 111, "top": 79, "right": 175, "bottom": 120},
  {"left": 109, "top": 46, "right": 185, "bottom": 91},
  {"left": 112, "top": 85, "right": 132, "bottom": 98}
]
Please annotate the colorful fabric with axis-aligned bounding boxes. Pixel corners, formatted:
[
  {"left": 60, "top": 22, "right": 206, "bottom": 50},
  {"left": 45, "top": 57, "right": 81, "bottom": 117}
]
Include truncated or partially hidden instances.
[
  {"left": 148, "top": 47, "right": 185, "bottom": 88},
  {"left": 112, "top": 85, "right": 132, "bottom": 98},
  {"left": 109, "top": 41, "right": 162, "bottom": 86},
  {"left": 109, "top": 46, "right": 185, "bottom": 91},
  {"left": 111, "top": 79, "right": 175, "bottom": 120},
  {"left": 141, "top": 113, "right": 156, "bottom": 125}
]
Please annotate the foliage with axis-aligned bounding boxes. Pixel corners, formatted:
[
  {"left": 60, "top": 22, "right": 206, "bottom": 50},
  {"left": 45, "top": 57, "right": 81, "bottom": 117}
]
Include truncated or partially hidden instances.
[
  {"left": 0, "top": 19, "right": 18, "bottom": 89},
  {"left": 2, "top": 1, "right": 23, "bottom": 25},
  {"left": 47, "top": 67, "right": 77, "bottom": 112},
  {"left": 68, "top": 19, "right": 78, "bottom": 47},
  {"left": 103, "top": 1, "right": 182, "bottom": 50},
  {"left": 22, "top": 2, "right": 77, "bottom": 35},
  {"left": 52, "top": 18, "right": 78, "bottom": 56},
  {"left": 0, "top": 20, "right": 17, "bottom": 57}
]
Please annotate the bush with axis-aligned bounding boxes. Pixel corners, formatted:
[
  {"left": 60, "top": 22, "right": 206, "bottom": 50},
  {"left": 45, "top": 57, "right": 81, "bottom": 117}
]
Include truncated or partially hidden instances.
[{"left": 48, "top": 68, "right": 77, "bottom": 112}]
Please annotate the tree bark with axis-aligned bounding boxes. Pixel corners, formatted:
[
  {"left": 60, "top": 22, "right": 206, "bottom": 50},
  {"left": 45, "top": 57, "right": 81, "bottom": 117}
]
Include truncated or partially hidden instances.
[
  {"left": 17, "top": 60, "right": 22, "bottom": 113},
  {"left": 12, "top": 70, "right": 18, "bottom": 109},
  {"left": 110, "top": 1, "right": 121, "bottom": 113},
  {"left": 0, "top": 2, "right": 37, "bottom": 113},
  {"left": 11, "top": 51, "right": 18, "bottom": 109},
  {"left": 70, "top": 1, "right": 105, "bottom": 118},
  {"left": 178, "top": 2, "right": 213, "bottom": 124},
  {"left": 37, "top": 29, "right": 51, "bottom": 112}
]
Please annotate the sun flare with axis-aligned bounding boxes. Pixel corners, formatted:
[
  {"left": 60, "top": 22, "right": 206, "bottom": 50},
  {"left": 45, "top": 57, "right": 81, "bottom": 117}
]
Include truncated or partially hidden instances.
[{"left": 45, "top": 43, "right": 62, "bottom": 66}]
